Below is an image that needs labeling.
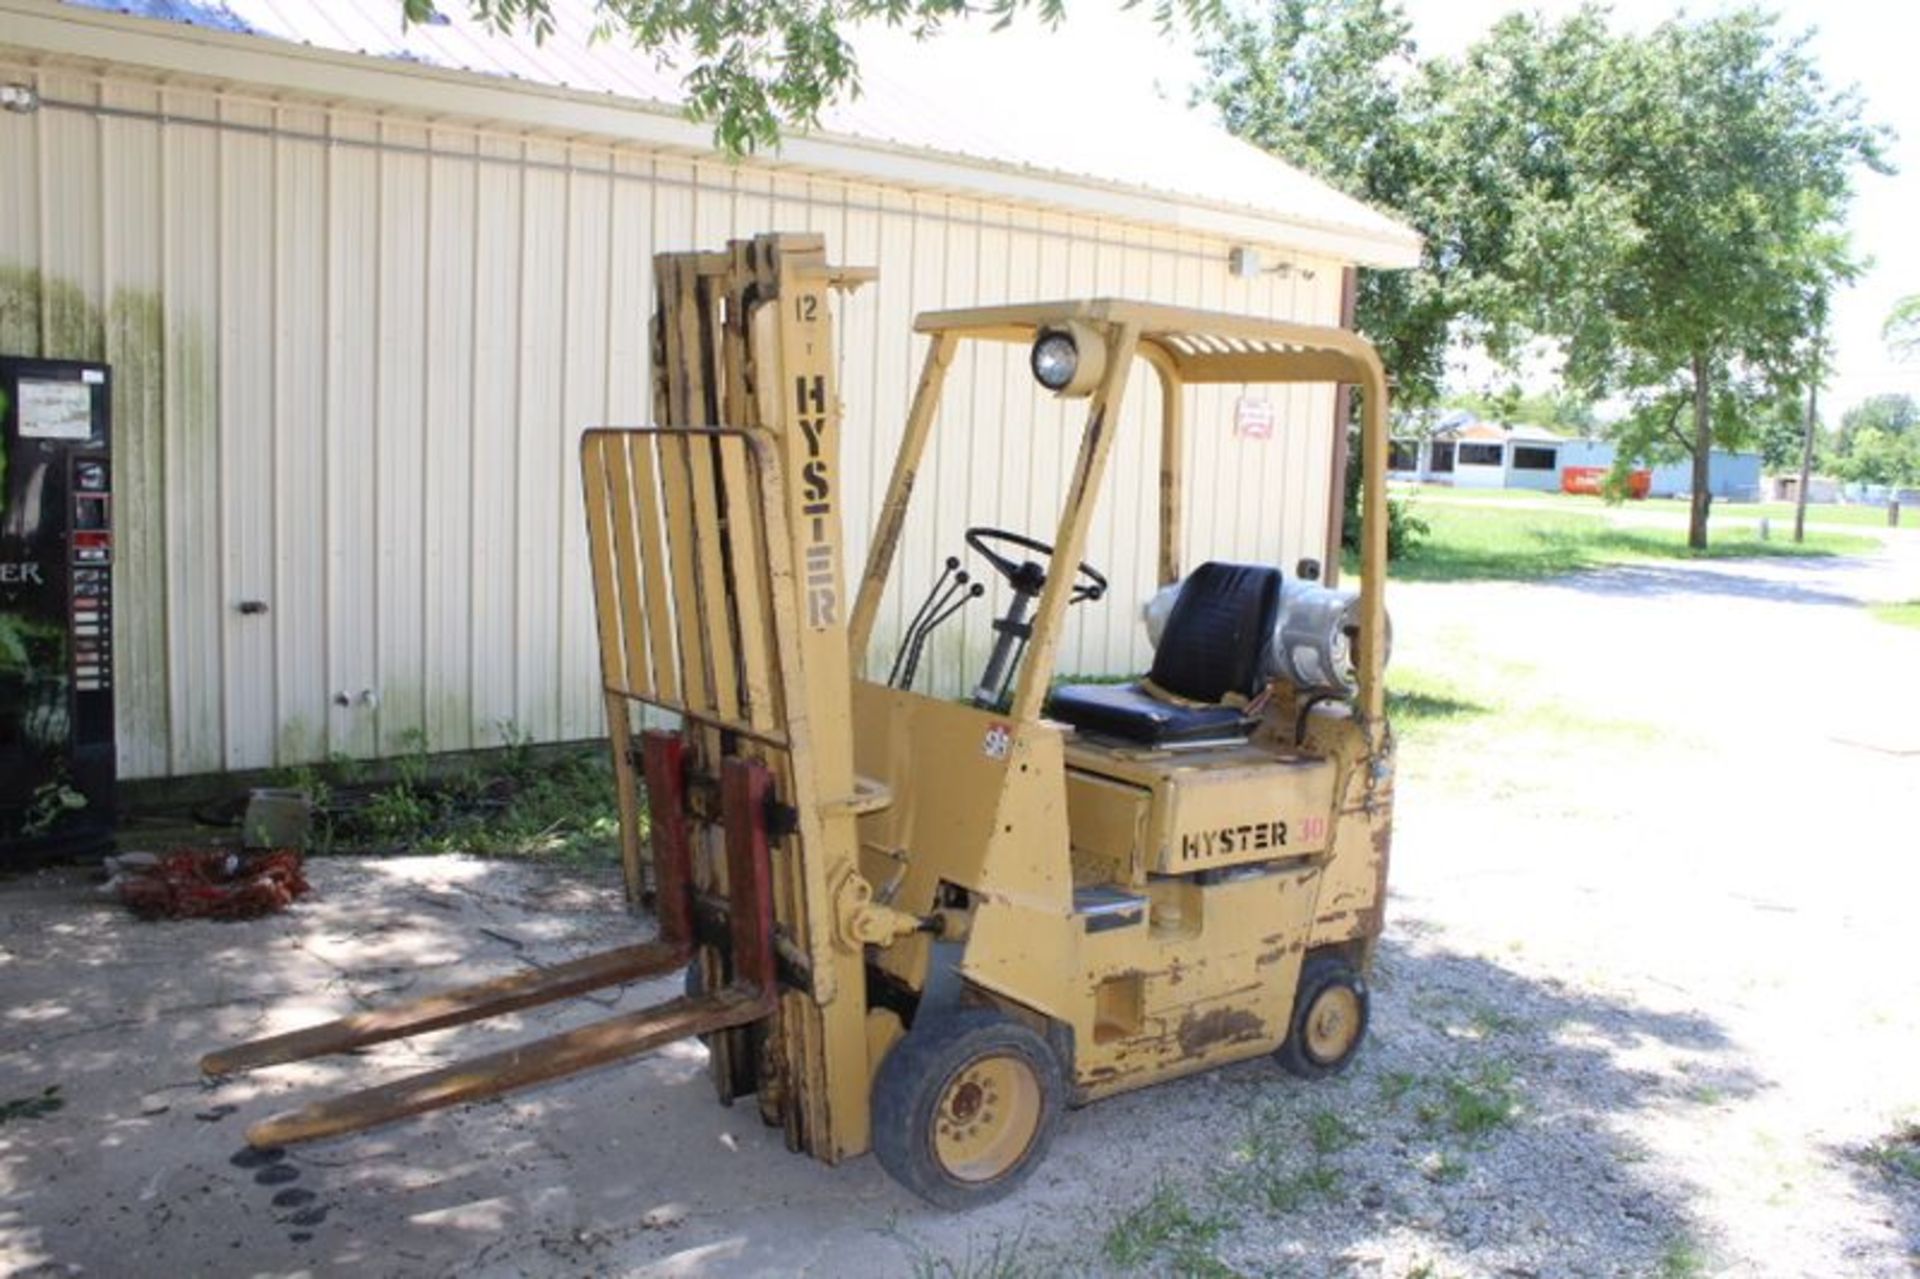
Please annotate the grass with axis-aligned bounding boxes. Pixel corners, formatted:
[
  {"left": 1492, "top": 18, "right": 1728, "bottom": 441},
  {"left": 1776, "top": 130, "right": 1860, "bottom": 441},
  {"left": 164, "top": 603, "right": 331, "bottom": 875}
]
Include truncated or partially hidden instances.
[
  {"left": 1307, "top": 1109, "right": 1361, "bottom": 1156},
  {"left": 1366, "top": 501, "right": 1877, "bottom": 584},
  {"left": 1868, "top": 600, "right": 1920, "bottom": 629},
  {"left": 904, "top": 1229, "right": 1046, "bottom": 1279},
  {"left": 1417, "top": 1063, "right": 1521, "bottom": 1140},
  {"left": 1658, "top": 1234, "right": 1710, "bottom": 1279},
  {"left": 1387, "top": 662, "right": 1657, "bottom": 760},
  {"left": 1408, "top": 483, "right": 1906, "bottom": 530},
  {"left": 1749, "top": 500, "right": 1906, "bottom": 529},
  {"left": 1102, "top": 1179, "right": 1231, "bottom": 1273},
  {"left": 1864, "top": 1122, "right": 1920, "bottom": 1183}
]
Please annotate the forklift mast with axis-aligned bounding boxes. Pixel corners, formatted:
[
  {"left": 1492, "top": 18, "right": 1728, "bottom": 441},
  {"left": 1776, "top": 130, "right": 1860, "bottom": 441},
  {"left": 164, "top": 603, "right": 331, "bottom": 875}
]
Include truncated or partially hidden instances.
[
  {"left": 203, "top": 235, "right": 882, "bottom": 1159},
  {"left": 581, "top": 234, "right": 878, "bottom": 1159}
]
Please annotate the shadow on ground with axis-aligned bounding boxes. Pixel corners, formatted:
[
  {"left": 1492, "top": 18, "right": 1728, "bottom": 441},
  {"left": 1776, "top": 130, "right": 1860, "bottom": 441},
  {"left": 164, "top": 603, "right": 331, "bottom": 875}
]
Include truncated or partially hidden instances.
[
  {"left": 1, "top": 861, "right": 1758, "bottom": 1278},
  {"left": 891, "top": 922, "right": 1759, "bottom": 1277},
  {"left": 1551, "top": 559, "right": 1867, "bottom": 608}
]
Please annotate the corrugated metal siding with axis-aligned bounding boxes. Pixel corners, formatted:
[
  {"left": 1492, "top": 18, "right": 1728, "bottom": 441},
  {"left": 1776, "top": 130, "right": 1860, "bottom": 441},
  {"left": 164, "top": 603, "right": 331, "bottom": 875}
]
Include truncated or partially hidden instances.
[{"left": 0, "top": 61, "right": 1343, "bottom": 780}]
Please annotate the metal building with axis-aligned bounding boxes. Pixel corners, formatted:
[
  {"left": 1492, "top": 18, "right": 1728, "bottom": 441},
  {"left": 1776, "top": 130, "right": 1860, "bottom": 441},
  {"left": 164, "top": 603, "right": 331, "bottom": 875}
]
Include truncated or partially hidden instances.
[{"left": 0, "top": 0, "right": 1419, "bottom": 780}]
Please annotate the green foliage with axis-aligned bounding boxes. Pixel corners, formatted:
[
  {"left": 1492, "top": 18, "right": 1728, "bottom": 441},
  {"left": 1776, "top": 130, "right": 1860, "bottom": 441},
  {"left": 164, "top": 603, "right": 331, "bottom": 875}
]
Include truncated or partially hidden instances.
[
  {"left": 1202, "top": 0, "right": 1452, "bottom": 404},
  {"left": 289, "top": 734, "right": 624, "bottom": 866},
  {"left": 905, "top": 1229, "right": 1043, "bottom": 1279},
  {"left": 1658, "top": 1235, "right": 1710, "bottom": 1279},
  {"left": 1205, "top": 4, "right": 1888, "bottom": 548},
  {"left": 22, "top": 776, "right": 87, "bottom": 838},
  {"left": 1885, "top": 294, "right": 1920, "bottom": 361},
  {"left": 1341, "top": 426, "right": 1428, "bottom": 560},
  {"left": 1864, "top": 1122, "right": 1920, "bottom": 1182},
  {"left": 1417, "top": 1062, "right": 1519, "bottom": 1138},
  {"left": 1306, "top": 1109, "right": 1360, "bottom": 1155},
  {"left": 1443, "top": 385, "right": 1596, "bottom": 436},
  {"left": 409, "top": 0, "right": 1221, "bottom": 155},
  {"left": 1102, "top": 1179, "right": 1229, "bottom": 1272},
  {"left": 1830, "top": 394, "right": 1920, "bottom": 487}
]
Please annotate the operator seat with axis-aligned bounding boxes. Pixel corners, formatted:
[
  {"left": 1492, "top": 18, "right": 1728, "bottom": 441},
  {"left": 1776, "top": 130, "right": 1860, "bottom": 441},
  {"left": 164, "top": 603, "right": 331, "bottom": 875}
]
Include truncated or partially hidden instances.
[{"left": 1047, "top": 561, "right": 1282, "bottom": 747}]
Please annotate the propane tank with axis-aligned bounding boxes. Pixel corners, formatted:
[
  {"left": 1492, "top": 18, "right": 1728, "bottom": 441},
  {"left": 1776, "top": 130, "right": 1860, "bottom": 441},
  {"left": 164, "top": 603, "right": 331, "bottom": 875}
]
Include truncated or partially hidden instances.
[{"left": 1142, "top": 573, "right": 1389, "bottom": 699}]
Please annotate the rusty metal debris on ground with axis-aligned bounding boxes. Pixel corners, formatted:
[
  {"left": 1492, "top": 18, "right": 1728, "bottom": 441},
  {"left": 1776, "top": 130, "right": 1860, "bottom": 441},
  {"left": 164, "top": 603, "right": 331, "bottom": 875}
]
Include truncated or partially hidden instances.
[{"left": 111, "top": 848, "right": 310, "bottom": 920}]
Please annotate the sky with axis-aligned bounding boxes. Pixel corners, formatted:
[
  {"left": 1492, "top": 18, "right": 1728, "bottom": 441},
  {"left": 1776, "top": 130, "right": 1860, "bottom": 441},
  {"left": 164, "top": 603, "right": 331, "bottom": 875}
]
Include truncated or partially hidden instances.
[{"left": 969, "top": 0, "right": 1918, "bottom": 422}]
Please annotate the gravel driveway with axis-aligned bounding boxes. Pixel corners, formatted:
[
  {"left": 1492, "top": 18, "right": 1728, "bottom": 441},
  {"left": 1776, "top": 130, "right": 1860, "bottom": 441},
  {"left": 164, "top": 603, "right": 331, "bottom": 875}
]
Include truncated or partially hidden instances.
[{"left": 2, "top": 533, "right": 1916, "bottom": 1278}]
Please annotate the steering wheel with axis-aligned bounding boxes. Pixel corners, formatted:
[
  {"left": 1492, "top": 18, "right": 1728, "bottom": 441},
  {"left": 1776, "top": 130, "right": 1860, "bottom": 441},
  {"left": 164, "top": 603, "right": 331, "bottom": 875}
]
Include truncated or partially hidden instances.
[{"left": 964, "top": 526, "right": 1108, "bottom": 604}]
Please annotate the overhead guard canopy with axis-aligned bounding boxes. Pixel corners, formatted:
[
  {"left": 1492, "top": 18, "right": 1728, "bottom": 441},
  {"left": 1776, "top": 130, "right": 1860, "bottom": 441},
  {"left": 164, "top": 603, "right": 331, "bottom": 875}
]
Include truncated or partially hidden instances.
[{"left": 913, "top": 299, "right": 1386, "bottom": 388}]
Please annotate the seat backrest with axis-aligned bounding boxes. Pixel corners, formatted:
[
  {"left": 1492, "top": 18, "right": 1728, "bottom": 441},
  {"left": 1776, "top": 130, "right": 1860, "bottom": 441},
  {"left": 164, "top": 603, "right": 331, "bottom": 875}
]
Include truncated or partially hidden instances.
[{"left": 1147, "top": 562, "right": 1283, "bottom": 704}]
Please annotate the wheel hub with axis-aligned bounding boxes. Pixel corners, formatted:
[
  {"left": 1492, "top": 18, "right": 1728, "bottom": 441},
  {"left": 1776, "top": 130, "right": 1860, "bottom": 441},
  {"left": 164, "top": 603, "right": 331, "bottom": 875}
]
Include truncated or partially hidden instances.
[
  {"left": 1304, "top": 985, "right": 1362, "bottom": 1063},
  {"left": 932, "top": 1055, "right": 1041, "bottom": 1183}
]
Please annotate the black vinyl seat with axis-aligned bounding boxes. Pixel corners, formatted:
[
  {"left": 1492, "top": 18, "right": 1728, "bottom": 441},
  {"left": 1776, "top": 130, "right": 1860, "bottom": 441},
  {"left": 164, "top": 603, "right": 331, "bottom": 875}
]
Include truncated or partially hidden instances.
[{"left": 1048, "top": 562, "right": 1283, "bottom": 746}]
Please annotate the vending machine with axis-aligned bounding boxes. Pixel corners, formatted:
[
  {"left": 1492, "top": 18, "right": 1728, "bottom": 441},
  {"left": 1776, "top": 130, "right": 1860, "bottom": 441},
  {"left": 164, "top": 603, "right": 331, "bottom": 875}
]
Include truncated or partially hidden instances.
[{"left": 1, "top": 356, "right": 115, "bottom": 859}]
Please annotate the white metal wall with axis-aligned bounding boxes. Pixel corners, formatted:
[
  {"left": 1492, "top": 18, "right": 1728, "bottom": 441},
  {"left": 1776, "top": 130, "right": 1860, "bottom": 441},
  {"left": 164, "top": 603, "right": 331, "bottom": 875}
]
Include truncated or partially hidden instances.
[{"left": 0, "top": 61, "right": 1344, "bottom": 780}]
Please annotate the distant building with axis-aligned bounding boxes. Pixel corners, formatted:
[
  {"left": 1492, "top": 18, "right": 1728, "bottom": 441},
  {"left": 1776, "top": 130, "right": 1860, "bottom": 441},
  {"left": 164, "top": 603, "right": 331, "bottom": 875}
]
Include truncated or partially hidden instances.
[
  {"left": 1391, "top": 413, "right": 1762, "bottom": 500},
  {"left": 1557, "top": 441, "right": 1762, "bottom": 501},
  {"left": 1388, "top": 415, "right": 1567, "bottom": 491}
]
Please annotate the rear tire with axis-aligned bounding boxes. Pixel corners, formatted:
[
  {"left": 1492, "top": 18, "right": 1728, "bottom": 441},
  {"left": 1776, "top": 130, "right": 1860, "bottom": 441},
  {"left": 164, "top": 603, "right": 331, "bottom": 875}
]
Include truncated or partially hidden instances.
[
  {"left": 1276, "top": 953, "right": 1369, "bottom": 1079},
  {"left": 872, "top": 1008, "right": 1064, "bottom": 1210}
]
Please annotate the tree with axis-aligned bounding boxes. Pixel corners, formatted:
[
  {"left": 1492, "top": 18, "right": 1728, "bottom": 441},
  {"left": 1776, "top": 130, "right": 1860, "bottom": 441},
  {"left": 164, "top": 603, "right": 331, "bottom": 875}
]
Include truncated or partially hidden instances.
[
  {"left": 405, "top": 0, "right": 1220, "bottom": 154},
  {"left": 1831, "top": 393, "right": 1920, "bottom": 487},
  {"left": 1440, "top": 10, "right": 1884, "bottom": 548},
  {"left": 1203, "top": 4, "right": 1888, "bottom": 546},
  {"left": 1201, "top": 0, "right": 1457, "bottom": 404},
  {"left": 1444, "top": 384, "right": 1597, "bottom": 435}
]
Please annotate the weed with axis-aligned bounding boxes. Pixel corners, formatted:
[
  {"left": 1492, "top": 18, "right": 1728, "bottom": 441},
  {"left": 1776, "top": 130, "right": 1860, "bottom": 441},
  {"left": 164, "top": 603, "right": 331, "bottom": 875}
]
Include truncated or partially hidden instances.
[
  {"left": 1420, "top": 1150, "right": 1467, "bottom": 1184},
  {"left": 497, "top": 719, "right": 538, "bottom": 778},
  {"left": 1467, "top": 1005, "right": 1522, "bottom": 1038},
  {"left": 1307, "top": 1110, "right": 1360, "bottom": 1156},
  {"left": 288, "top": 745, "right": 623, "bottom": 866},
  {"left": 1419, "top": 1063, "right": 1519, "bottom": 1139},
  {"left": 1379, "top": 1071, "right": 1419, "bottom": 1106},
  {"left": 1259, "top": 1164, "right": 1342, "bottom": 1213},
  {"left": 22, "top": 776, "right": 86, "bottom": 837},
  {"left": 906, "top": 1228, "right": 1044, "bottom": 1279},
  {"left": 1103, "top": 1180, "right": 1229, "bottom": 1272},
  {"left": 392, "top": 727, "right": 432, "bottom": 788},
  {"left": 359, "top": 781, "right": 432, "bottom": 841},
  {"left": 1658, "top": 1234, "right": 1708, "bottom": 1279},
  {"left": 1232, "top": 1103, "right": 1288, "bottom": 1168},
  {"left": 0, "top": 1086, "right": 64, "bottom": 1124},
  {"left": 1685, "top": 1084, "right": 1725, "bottom": 1106},
  {"left": 1864, "top": 1122, "right": 1920, "bottom": 1182}
]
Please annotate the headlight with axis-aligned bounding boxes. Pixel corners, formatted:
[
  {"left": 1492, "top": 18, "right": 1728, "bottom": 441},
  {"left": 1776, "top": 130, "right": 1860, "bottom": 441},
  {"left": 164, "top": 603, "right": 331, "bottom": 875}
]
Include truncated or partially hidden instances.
[
  {"left": 1029, "top": 322, "right": 1107, "bottom": 397},
  {"left": 1031, "top": 330, "right": 1079, "bottom": 390}
]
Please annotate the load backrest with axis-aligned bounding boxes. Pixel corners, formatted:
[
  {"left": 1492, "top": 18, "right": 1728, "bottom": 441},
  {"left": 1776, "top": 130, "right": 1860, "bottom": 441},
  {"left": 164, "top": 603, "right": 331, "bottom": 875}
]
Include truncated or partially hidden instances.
[{"left": 1147, "top": 561, "right": 1283, "bottom": 704}]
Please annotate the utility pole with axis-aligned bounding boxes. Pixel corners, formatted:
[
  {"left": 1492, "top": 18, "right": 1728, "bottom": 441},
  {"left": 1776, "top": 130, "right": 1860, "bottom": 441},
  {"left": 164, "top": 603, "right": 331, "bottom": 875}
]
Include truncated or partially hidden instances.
[{"left": 1794, "top": 309, "right": 1823, "bottom": 545}]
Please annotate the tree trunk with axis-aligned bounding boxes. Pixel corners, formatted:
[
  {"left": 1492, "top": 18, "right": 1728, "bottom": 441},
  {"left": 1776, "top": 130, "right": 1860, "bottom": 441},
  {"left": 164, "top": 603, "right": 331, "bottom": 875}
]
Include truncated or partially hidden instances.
[{"left": 1689, "top": 350, "right": 1712, "bottom": 550}]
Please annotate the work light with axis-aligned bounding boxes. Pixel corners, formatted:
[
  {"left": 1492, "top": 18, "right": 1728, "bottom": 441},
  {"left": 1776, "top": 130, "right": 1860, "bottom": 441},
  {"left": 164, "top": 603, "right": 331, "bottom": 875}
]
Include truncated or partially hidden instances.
[{"left": 1030, "top": 322, "right": 1106, "bottom": 397}]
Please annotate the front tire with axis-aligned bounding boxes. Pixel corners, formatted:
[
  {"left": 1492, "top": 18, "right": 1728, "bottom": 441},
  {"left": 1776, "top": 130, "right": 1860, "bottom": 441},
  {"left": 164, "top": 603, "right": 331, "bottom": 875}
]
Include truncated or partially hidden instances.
[
  {"left": 872, "top": 1008, "right": 1064, "bottom": 1210},
  {"left": 1276, "top": 953, "right": 1370, "bottom": 1079}
]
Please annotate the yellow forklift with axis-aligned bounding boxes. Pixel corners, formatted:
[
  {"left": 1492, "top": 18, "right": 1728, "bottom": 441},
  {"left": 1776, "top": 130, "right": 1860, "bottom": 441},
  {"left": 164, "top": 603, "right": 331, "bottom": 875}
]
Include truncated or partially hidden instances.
[{"left": 203, "top": 234, "right": 1396, "bottom": 1209}]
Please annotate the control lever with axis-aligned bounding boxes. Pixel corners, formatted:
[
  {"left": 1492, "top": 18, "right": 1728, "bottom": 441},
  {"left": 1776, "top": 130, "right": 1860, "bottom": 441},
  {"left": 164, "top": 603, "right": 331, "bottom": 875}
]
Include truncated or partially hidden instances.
[
  {"left": 899, "top": 580, "right": 984, "bottom": 692},
  {"left": 889, "top": 557, "right": 959, "bottom": 687}
]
